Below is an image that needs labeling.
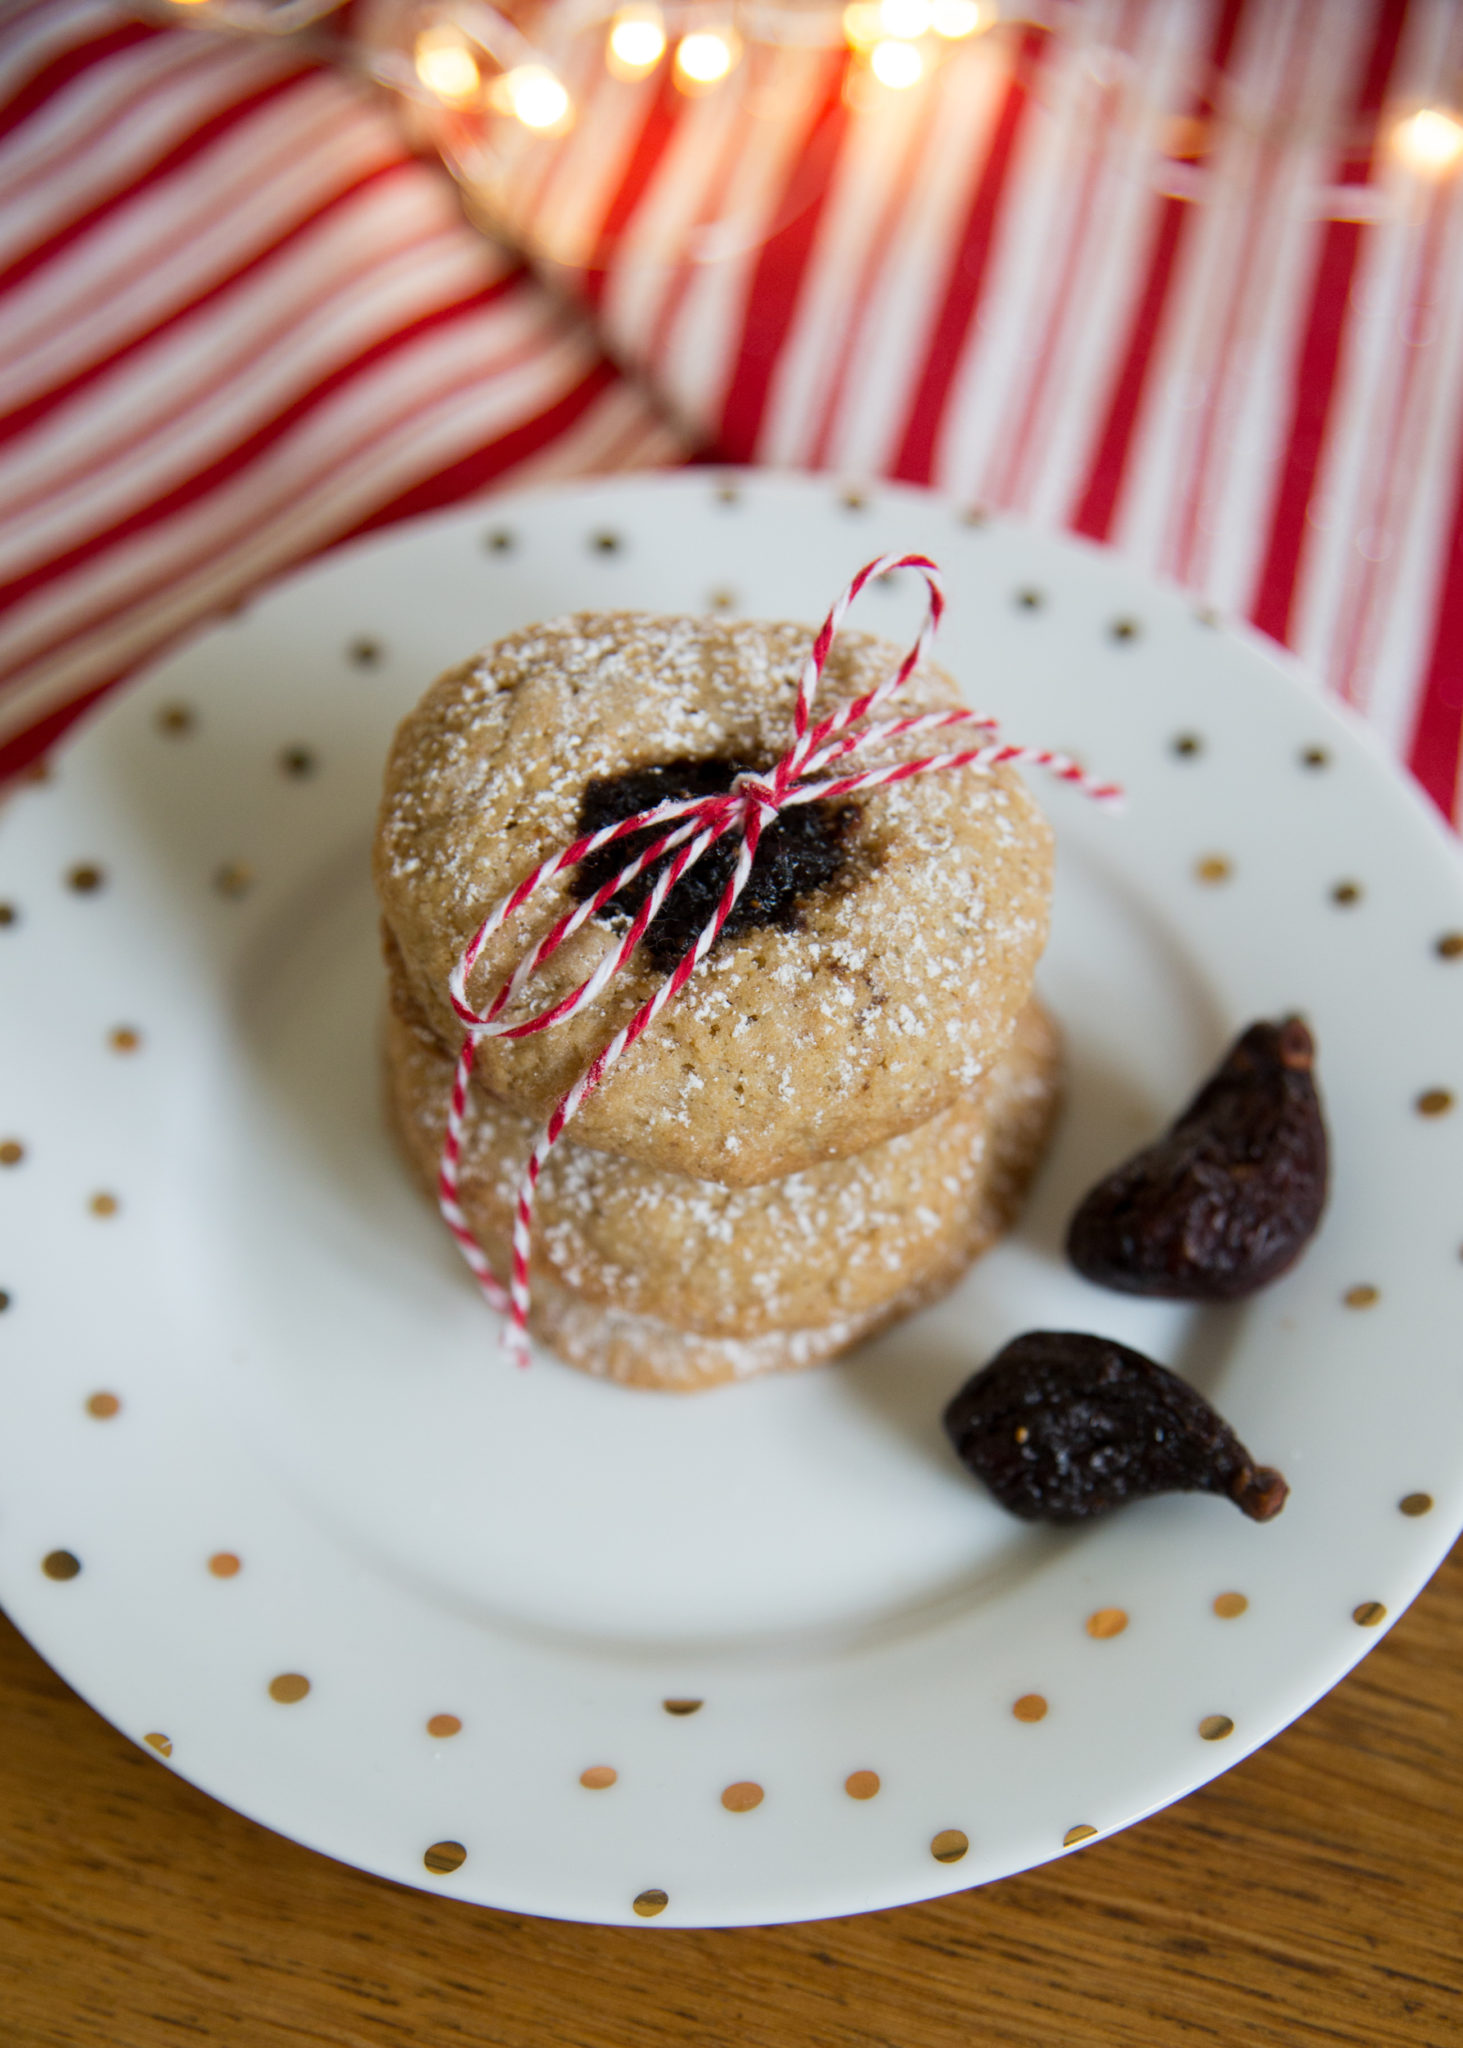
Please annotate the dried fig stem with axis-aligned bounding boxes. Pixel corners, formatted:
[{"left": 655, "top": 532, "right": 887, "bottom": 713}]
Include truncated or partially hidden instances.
[{"left": 1230, "top": 1464, "right": 1290, "bottom": 1522}]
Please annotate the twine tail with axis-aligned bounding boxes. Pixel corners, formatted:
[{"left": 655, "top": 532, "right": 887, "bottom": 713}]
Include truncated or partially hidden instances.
[{"left": 437, "top": 1033, "right": 511, "bottom": 1318}]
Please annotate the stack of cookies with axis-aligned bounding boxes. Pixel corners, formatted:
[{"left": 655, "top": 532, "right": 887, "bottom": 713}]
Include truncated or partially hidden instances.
[{"left": 374, "top": 612, "right": 1060, "bottom": 1391}]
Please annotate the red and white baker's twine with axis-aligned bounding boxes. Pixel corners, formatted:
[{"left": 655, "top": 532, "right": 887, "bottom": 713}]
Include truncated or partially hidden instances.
[{"left": 437, "top": 554, "right": 1121, "bottom": 1364}]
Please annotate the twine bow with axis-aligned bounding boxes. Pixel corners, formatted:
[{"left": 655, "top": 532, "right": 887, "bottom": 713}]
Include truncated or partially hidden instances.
[{"left": 436, "top": 553, "right": 1121, "bottom": 1363}]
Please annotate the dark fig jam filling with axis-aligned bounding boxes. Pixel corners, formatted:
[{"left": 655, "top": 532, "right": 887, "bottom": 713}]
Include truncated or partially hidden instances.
[{"left": 572, "top": 757, "right": 857, "bottom": 972}]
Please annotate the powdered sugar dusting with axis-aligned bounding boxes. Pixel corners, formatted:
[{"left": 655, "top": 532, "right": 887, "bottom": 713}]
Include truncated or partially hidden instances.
[{"left": 385, "top": 976, "right": 1060, "bottom": 1343}]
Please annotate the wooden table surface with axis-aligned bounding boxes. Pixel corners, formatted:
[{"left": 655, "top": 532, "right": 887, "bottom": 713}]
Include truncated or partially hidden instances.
[{"left": 1, "top": 1537, "right": 1458, "bottom": 2048}]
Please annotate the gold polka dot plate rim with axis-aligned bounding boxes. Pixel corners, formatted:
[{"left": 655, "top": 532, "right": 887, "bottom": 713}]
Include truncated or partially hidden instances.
[{"left": 0, "top": 471, "right": 1459, "bottom": 1928}]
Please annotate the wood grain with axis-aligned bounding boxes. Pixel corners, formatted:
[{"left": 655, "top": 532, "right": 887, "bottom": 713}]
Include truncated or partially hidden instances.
[{"left": 1, "top": 1537, "right": 1459, "bottom": 2048}]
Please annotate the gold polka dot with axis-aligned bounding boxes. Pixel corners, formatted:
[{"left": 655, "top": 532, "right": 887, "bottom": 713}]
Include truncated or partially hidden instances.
[
  {"left": 0, "top": 1140, "right": 23, "bottom": 1166},
  {"left": 0, "top": 903, "right": 17, "bottom": 926},
  {"left": 1416, "top": 1088, "right": 1454, "bottom": 1117},
  {"left": 26, "top": 759, "right": 51, "bottom": 784},
  {"left": 1110, "top": 616, "right": 1141, "bottom": 642},
  {"left": 844, "top": 1770, "right": 880, "bottom": 1801},
  {"left": 1172, "top": 733, "right": 1203, "bottom": 757},
  {"left": 42, "top": 1550, "right": 80, "bottom": 1581},
  {"left": 633, "top": 1889, "right": 668, "bottom": 1917},
  {"left": 108, "top": 1026, "right": 141, "bottom": 1053},
  {"left": 279, "top": 746, "right": 316, "bottom": 779},
  {"left": 1199, "top": 1714, "right": 1234, "bottom": 1741},
  {"left": 348, "top": 637, "right": 382, "bottom": 666},
  {"left": 721, "top": 1781, "right": 764, "bottom": 1813},
  {"left": 268, "top": 1673, "right": 310, "bottom": 1704},
  {"left": 707, "top": 587, "right": 737, "bottom": 613},
  {"left": 1013, "top": 1694, "right": 1048, "bottom": 1723},
  {"left": 662, "top": 1698, "right": 702, "bottom": 1716},
  {"left": 156, "top": 704, "right": 195, "bottom": 737},
  {"left": 1015, "top": 587, "right": 1044, "bottom": 610},
  {"left": 423, "top": 1840, "right": 466, "bottom": 1875},
  {"left": 87, "top": 1392, "right": 120, "bottom": 1419},
  {"left": 89, "top": 1193, "right": 118, "bottom": 1217},
  {"left": 208, "top": 1552, "right": 241, "bottom": 1578},
  {"left": 1196, "top": 855, "right": 1232, "bottom": 884},
  {"left": 1063, "top": 1825, "right": 1098, "bottom": 1847},
  {"left": 427, "top": 1714, "right": 462, "bottom": 1738},
  {"left": 840, "top": 489, "right": 868, "bottom": 512},
  {"left": 1352, "top": 1601, "right": 1387, "bottom": 1627},
  {"left": 144, "top": 1732, "right": 173, "bottom": 1757},
  {"left": 715, "top": 484, "right": 740, "bottom": 506},
  {"left": 67, "top": 863, "right": 104, "bottom": 893},
  {"left": 1399, "top": 1493, "right": 1433, "bottom": 1517},
  {"left": 960, "top": 504, "right": 989, "bottom": 526},
  {"left": 591, "top": 530, "right": 623, "bottom": 553},
  {"left": 930, "top": 1829, "right": 968, "bottom": 1864},
  {"left": 1301, "top": 745, "right": 1329, "bottom": 769},
  {"left": 0, "top": 1290, "right": 10, "bottom": 1312},
  {"left": 1331, "top": 881, "right": 1362, "bottom": 905},
  {"left": 1086, "top": 1608, "right": 1128, "bottom": 1640},
  {"left": 1437, "top": 932, "right": 1463, "bottom": 960},
  {"left": 213, "top": 862, "right": 253, "bottom": 899},
  {"left": 1344, "top": 1284, "right": 1379, "bottom": 1308},
  {"left": 580, "top": 1766, "right": 617, "bottom": 1790},
  {"left": 484, "top": 527, "right": 516, "bottom": 552},
  {"left": 1212, "top": 1591, "right": 1248, "bottom": 1619},
  {"left": 1194, "top": 603, "right": 1221, "bottom": 627}
]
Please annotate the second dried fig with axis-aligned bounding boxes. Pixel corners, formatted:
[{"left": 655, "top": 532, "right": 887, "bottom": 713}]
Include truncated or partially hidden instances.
[{"left": 1066, "top": 1017, "right": 1327, "bottom": 1301}]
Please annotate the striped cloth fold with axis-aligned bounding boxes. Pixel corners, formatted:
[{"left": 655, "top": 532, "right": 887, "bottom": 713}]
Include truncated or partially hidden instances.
[
  {"left": 0, "top": 0, "right": 687, "bottom": 783},
  {"left": 3, "top": 0, "right": 1461, "bottom": 825}
]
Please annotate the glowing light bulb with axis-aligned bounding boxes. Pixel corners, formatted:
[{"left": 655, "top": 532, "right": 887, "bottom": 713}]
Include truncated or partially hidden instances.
[
  {"left": 878, "top": 0, "right": 932, "bottom": 37},
  {"left": 414, "top": 26, "right": 481, "bottom": 103},
  {"left": 503, "top": 63, "right": 571, "bottom": 130},
  {"left": 1392, "top": 106, "right": 1463, "bottom": 175},
  {"left": 870, "top": 38, "right": 924, "bottom": 88},
  {"left": 931, "top": 0, "right": 995, "bottom": 36},
  {"left": 608, "top": 7, "right": 666, "bottom": 76},
  {"left": 675, "top": 29, "right": 738, "bottom": 87},
  {"left": 842, "top": 3, "right": 884, "bottom": 48}
]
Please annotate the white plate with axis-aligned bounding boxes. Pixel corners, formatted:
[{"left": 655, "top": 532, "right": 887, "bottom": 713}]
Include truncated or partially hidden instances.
[{"left": 1, "top": 472, "right": 1461, "bottom": 1929}]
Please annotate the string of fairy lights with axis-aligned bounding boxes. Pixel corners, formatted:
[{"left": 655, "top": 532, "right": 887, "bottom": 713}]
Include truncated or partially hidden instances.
[
  {"left": 149, "top": 1, "right": 1463, "bottom": 201},
  {"left": 405, "top": 0, "right": 1002, "bottom": 134}
]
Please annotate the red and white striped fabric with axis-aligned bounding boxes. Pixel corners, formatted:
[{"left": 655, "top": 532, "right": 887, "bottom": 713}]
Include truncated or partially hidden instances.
[
  {"left": 4, "top": 0, "right": 1463, "bottom": 824},
  {"left": 0, "top": 0, "right": 685, "bottom": 783}
]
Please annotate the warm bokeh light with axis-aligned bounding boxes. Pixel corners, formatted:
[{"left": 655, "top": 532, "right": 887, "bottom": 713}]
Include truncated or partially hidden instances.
[
  {"left": 502, "top": 63, "right": 571, "bottom": 130},
  {"left": 869, "top": 37, "right": 924, "bottom": 87},
  {"left": 413, "top": 27, "right": 481, "bottom": 105},
  {"left": 931, "top": 0, "right": 995, "bottom": 36},
  {"left": 675, "top": 29, "right": 738, "bottom": 86},
  {"left": 878, "top": 0, "right": 932, "bottom": 37},
  {"left": 608, "top": 7, "right": 666, "bottom": 76},
  {"left": 842, "top": 3, "right": 884, "bottom": 49},
  {"left": 1392, "top": 106, "right": 1463, "bottom": 175}
]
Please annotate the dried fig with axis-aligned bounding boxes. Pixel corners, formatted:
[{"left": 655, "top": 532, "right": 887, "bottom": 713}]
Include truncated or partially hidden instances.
[
  {"left": 943, "top": 1331, "right": 1288, "bottom": 1523},
  {"left": 1066, "top": 1017, "right": 1327, "bottom": 1300}
]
